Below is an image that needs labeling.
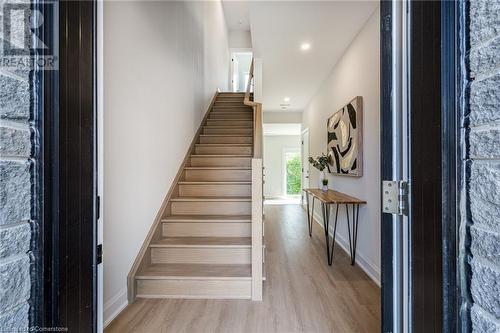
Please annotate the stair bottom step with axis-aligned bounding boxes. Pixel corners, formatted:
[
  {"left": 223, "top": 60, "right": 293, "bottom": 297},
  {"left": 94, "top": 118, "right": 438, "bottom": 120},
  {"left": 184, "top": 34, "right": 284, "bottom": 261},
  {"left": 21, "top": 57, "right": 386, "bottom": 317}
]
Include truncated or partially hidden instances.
[
  {"left": 136, "top": 278, "right": 251, "bottom": 299},
  {"left": 136, "top": 264, "right": 251, "bottom": 299}
]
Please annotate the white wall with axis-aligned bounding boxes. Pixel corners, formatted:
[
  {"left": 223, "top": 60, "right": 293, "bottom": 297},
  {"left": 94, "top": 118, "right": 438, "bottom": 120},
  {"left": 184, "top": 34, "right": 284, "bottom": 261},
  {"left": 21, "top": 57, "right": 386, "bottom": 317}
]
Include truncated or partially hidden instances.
[
  {"left": 263, "top": 135, "right": 301, "bottom": 198},
  {"left": 103, "top": 1, "right": 229, "bottom": 325},
  {"left": 302, "top": 8, "right": 380, "bottom": 284},
  {"left": 264, "top": 111, "right": 303, "bottom": 124},
  {"left": 229, "top": 30, "right": 252, "bottom": 49}
]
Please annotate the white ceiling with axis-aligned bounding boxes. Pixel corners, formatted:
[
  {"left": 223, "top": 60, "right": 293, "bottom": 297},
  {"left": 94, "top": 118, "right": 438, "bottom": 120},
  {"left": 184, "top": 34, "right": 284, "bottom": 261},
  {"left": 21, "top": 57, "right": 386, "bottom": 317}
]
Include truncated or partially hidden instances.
[
  {"left": 263, "top": 123, "right": 302, "bottom": 136},
  {"left": 224, "top": 1, "right": 377, "bottom": 112},
  {"left": 222, "top": 1, "right": 251, "bottom": 31}
]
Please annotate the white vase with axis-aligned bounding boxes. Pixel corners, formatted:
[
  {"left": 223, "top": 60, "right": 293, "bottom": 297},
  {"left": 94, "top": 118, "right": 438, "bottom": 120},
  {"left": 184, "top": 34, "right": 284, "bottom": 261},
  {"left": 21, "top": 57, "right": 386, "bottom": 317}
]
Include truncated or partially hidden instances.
[{"left": 318, "top": 170, "right": 325, "bottom": 189}]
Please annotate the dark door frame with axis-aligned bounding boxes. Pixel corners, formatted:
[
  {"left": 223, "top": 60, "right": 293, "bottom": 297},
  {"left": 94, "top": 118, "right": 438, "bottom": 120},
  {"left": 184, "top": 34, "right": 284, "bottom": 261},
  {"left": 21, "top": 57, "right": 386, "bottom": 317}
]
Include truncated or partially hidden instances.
[
  {"left": 379, "top": 1, "right": 394, "bottom": 331},
  {"left": 380, "top": 1, "right": 463, "bottom": 332},
  {"left": 37, "top": 1, "right": 98, "bottom": 330}
]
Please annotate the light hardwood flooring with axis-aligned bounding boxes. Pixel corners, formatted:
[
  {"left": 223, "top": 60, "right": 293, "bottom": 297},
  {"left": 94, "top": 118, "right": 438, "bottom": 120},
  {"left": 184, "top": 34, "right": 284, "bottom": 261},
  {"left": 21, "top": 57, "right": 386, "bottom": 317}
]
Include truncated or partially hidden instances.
[{"left": 106, "top": 204, "right": 380, "bottom": 333}]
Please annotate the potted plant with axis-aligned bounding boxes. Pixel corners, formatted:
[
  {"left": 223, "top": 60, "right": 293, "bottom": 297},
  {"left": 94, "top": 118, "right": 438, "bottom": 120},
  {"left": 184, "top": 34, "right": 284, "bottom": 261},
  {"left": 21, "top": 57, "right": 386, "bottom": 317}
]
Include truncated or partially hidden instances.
[
  {"left": 322, "top": 178, "right": 329, "bottom": 191},
  {"left": 308, "top": 154, "right": 331, "bottom": 189}
]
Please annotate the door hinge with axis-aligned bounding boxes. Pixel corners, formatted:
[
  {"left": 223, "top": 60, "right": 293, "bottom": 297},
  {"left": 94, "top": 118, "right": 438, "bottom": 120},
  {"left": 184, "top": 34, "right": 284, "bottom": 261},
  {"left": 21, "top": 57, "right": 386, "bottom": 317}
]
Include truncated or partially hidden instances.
[
  {"left": 97, "top": 244, "right": 103, "bottom": 264},
  {"left": 382, "top": 180, "right": 408, "bottom": 216}
]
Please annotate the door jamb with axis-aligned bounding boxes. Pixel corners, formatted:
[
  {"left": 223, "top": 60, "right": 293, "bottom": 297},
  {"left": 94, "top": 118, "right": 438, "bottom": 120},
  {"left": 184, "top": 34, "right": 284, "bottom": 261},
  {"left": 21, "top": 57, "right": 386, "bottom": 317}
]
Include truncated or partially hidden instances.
[
  {"left": 380, "top": 1, "right": 395, "bottom": 331},
  {"left": 301, "top": 128, "right": 310, "bottom": 205},
  {"left": 441, "top": 1, "right": 470, "bottom": 332}
]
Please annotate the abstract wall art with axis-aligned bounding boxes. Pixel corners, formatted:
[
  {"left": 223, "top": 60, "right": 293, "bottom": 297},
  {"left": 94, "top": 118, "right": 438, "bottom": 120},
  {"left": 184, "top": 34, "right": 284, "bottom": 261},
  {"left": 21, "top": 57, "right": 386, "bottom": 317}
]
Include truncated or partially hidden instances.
[{"left": 326, "top": 96, "right": 363, "bottom": 177}]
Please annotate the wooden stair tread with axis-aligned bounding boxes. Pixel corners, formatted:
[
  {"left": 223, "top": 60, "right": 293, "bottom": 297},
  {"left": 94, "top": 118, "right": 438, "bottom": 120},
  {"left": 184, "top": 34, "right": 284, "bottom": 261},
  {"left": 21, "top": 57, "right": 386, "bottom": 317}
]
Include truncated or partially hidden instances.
[
  {"left": 171, "top": 196, "right": 251, "bottom": 202},
  {"left": 162, "top": 215, "right": 251, "bottom": 223},
  {"left": 136, "top": 263, "right": 251, "bottom": 280},
  {"left": 178, "top": 181, "right": 251, "bottom": 184},
  {"left": 203, "top": 126, "right": 252, "bottom": 128},
  {"left": 209, "top": 108, "right": 253, "bottom": 115},
  {"left": 200, "top": 134, "right": 252, "bottom": 137},
  {"left": 191, "top": 154, "right": 252, "bottom": 157},
  {"left": 184, "top": 166, "right": 251, "bottom": 170},
  {"left": 195, "top": 143, "right": 252, "bottom": 146},
  {"left": 151, "top": 237, "right": 251, "bottom": 247}
]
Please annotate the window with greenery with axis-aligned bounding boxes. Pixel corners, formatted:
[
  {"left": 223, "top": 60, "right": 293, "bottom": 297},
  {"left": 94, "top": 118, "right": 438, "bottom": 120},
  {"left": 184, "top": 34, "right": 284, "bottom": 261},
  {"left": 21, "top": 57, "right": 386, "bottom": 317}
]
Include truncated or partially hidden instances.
[{"left": 286, "top": 153, "right": 301, "bottom": 195}]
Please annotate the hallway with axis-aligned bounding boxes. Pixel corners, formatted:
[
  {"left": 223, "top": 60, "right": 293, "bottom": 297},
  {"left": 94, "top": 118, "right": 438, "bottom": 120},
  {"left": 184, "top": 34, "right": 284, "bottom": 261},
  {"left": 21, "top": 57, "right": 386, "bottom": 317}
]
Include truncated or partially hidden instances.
[{"left": 106, "top": 205, "right": 380, "bottom": 332}]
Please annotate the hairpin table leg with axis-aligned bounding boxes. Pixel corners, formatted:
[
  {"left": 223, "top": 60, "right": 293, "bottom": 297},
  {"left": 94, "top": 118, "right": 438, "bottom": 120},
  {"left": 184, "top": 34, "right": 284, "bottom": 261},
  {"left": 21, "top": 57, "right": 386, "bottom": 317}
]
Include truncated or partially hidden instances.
[
  {"left": 328, "top": 203, "right": 340, "bottom": 265},
  {"left": 345, "top": 203, "right": 360, "bottom": 265},
  {"left": 305, "top": 193, "right": 315, "bottom": 237},
  {"left": 350, "top": 204, "right": 360, "bottom": 265},
  {"left": 321, "top": 202, "right": 332, "bottom": 265}
]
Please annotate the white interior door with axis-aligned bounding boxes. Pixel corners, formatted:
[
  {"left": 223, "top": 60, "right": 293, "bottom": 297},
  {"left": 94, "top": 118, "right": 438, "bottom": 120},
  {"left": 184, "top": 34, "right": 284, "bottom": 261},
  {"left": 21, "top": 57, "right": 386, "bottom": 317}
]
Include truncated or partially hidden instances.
[
  {"left": 231, "top": 56, "right": 239, "bottom": 92},
  {"left": 301, "top": 129, "right": 310, "bottom": 204}
]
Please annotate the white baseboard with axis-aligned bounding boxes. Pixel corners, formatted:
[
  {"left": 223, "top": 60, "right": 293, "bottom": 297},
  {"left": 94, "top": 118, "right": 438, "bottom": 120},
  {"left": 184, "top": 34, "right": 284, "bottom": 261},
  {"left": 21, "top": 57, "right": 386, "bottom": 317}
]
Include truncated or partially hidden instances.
[
  {"left": 312, "top": 212, "right": 381, "bottom": 286},
  {"left": 104, "top": 288, "right": 128, "bottom": 328}
]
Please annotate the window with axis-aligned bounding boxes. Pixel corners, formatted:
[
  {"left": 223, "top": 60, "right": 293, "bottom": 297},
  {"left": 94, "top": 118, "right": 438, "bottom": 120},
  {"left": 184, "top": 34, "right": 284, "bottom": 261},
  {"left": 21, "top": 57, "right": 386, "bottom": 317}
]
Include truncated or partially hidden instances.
[{"left": 284, "top": 150, "right": 301, "bottom": 196}]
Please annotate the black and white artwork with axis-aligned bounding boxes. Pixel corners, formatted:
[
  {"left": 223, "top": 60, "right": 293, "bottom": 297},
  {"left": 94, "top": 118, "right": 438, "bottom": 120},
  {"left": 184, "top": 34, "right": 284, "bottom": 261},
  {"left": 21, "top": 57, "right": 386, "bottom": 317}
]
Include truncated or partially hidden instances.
[{"left": 326, "top": 96, "right": 363, "bottom": 177}]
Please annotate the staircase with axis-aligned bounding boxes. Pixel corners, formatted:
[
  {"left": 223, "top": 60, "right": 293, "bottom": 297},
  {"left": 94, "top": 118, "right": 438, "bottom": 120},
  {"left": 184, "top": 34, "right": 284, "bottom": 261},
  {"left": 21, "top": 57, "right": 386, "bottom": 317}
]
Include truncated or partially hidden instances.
[{"left": 128, "top": 92, "right": 264, "bottom": 300}]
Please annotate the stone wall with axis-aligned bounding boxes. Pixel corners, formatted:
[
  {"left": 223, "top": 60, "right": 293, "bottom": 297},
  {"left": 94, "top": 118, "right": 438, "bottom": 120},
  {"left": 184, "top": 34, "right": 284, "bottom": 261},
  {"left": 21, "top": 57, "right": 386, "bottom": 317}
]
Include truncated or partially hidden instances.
[
  {"left": 0, "top": 2, "right": 34, "bottom": 330},
  {"left": 467, "top": 0, "right": 500, "bottom": 331}
]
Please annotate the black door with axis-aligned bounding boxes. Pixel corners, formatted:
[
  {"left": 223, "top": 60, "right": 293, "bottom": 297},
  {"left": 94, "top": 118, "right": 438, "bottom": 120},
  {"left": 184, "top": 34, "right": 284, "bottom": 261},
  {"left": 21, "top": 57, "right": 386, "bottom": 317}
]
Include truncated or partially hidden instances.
[
  {"left": 380, "top": 1, "right": 454, "bottom": 332},
  {"left": 41, "top": 1, "right": 98, "bottom": 331}
]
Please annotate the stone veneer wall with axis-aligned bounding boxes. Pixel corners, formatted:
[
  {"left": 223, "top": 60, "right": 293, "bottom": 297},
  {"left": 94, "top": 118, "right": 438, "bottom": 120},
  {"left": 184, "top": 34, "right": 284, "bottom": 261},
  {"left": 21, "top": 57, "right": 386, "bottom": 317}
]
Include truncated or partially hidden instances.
[
  {"left": 466, "top": 0, "right": 500, "bottom": 331},
  {"left": 0, "top": 2, "right": 34, "bottom": 330}
]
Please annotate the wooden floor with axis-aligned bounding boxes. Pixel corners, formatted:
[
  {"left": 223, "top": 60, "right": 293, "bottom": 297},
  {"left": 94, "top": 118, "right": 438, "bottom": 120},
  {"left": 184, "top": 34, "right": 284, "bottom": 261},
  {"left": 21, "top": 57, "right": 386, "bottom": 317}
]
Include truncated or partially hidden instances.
[{"left": 106, "top": 204, "right": 380, "bottom": 333}]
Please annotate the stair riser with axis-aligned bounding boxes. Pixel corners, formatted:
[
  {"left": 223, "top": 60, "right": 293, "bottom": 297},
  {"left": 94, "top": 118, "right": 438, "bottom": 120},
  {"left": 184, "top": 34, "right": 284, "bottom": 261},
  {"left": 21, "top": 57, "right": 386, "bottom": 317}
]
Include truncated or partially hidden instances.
[
  {"left": 214, "top": 101, "right": 248, "bottom": 107},
  {"left": 151, "top": 247, "right": 251, "bottom": 264},
  {"left": 211, "top": 108, "right": 252, "bottom": 112},
  {"left": 185, "top": 169, "right": 251, "bottom": 181},
  {"left": 207, "top": 120, "right": 253, "bottom": 126},
  {"left": 136, "top": 279, "right": 251, "bottom": 299},
  {"left": 203, "top": 127, "right": 252, "bottom": 135},
  {"left": 195, "top": 146, "right": 252, "bottom": 155},
  {"left": 199, "top": 136, "right": 252, "bottom": 144},
  {"left": 216, "top": 96, "right": 245, "bottom": 100},
  {"left": 171, "top": 201, "right": 251, "bottom": 215},
  {"left": 214, "top": 102, "right": 246, "bottom": 107},
  {"left": 162, "top": 222, "right": 251, "bottom": 237},
  {"left": 179, "top": 184, "right": 251, "bottom": 197},
  {"left": 217, "top": 93, "right": 245, "bottom": 97},
  {"left": 209, "top": 113, "right": 252, "bottom": 119},
  {"left": 190, "top": 157, "right": 251, "bottom": 167}
]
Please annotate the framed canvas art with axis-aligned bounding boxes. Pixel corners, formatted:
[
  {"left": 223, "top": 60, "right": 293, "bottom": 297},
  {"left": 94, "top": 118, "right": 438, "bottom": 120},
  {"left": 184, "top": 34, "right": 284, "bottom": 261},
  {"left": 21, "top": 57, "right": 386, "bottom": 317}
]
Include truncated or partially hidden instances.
[{"left": 327, "top": 96, "right": 363, "bottom": 176}]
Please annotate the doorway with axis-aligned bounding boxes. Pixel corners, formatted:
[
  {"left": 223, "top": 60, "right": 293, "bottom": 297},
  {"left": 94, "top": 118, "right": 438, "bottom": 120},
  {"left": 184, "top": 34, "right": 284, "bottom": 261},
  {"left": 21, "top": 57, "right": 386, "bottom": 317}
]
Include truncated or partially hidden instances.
[
  {"left": 263, "top": 123, "right": 302, "bottom": 204},
  {"left": 230, "top": 51, "right": 253, "bottom": 92},
  {"left": 301, "top": 129, "right": 310, "bottom": 205}
]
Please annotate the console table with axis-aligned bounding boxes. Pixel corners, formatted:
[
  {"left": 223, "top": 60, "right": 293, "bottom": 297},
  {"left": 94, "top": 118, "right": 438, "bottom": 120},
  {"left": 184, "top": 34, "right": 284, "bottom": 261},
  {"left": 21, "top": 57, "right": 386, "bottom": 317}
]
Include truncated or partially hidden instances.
[{"left": 303, "top": 188, "right": 366, "bottom": 266}]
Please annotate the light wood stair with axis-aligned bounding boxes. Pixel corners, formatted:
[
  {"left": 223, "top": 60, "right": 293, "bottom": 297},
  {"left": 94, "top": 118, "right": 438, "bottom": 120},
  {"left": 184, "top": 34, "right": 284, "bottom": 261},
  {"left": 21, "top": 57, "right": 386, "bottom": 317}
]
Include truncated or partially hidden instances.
[{"left": 129, "top": 92, "right": 262, "bottom": 300}]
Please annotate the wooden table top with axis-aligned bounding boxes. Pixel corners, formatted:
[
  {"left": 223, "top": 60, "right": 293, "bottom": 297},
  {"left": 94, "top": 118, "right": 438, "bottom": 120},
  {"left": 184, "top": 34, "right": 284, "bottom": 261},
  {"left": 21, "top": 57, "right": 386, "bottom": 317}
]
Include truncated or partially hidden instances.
[{"left": 303, "top": 188, "right": 367, "bottom": 204}]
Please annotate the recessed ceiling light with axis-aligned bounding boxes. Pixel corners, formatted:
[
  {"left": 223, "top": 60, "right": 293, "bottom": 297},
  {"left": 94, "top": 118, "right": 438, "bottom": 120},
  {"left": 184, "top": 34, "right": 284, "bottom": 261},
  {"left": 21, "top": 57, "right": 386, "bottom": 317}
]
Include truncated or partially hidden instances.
[
  {"left": 284, "top": 97, "right": 290, "bottom": 102},
  {"left": 300, "top": 43, "right": 311, "bottom": 51}
]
